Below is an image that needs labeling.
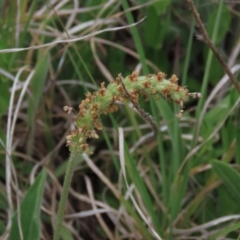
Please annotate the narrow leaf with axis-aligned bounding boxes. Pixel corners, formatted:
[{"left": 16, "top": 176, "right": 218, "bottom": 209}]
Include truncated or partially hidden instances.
[
  {"left": 28, "top": 54, "right": 50, "bottom": 124},
  {"left": 211, "top": 160, "right": 240, "bottom": 205},
  {"left": 9, "top": 169, "right": 47, "bottom": 240}
]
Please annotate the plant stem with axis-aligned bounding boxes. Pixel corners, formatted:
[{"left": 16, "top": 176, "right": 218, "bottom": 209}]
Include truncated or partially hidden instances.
[{"left": 53, "top": 152, "right": 79, "bottom": 240}]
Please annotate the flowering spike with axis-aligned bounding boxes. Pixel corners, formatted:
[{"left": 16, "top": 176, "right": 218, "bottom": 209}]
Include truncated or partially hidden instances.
[{"left": 64, "top": 72, "right": 201, "bottom": 153}]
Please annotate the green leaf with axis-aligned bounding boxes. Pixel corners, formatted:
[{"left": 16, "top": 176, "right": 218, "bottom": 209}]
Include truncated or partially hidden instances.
[
  {"left": 9, "top": 169, "right": 47, "bottom": 240},
  {"left": 217, "top": 186, "right": 239, "bottom": 215},
  {"left": 28, "top": 54, "right": 50, "bottom": 124},
  {"left": 220, "top": 119, "right": 235, "bottom": 151},
  {"left": 237, "top": 127, "right": 240, "bottom": 165},
  {"left": 108, "top": 46, "right": 125, "bottom": 74},
  {"left": 152, "top": 0, "right": 171, "bottom": 15},
  {"left": 0, "top": 38, "right": 11, "bottom": 68},
  {"left": 211, "top": 160, "right": 240, "bottom": 205},
  {"left": 0, "top": 220, "right": 5, "bottom": 235},
  {"left": 207, "top": 4, "right": 230, "bottom": 44},
  {"left": 143, "top": 6, "right": 169, "bottom": 49},
  {"left": 0, "top": 79, "right": 10, "bottom": 117},
  {"left": 207, "top": 54, "right": 224, "bottom": 85},
  {"left": 27, "top": 54, "right": 50, "bottom": 154}
]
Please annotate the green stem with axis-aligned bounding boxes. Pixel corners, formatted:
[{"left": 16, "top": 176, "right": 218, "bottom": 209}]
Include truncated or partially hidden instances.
[{"left": 53, "top": 152, "right": 79, "bottom": 240}]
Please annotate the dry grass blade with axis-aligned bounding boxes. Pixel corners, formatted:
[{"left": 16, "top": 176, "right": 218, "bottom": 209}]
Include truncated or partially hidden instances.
[
  {"left": 6, "top": 66, "right": 34, "bottom": 233},
  {"left": 65, "top": 209, "right": 115, "bottom": 219},
  {"left": 0, "top": 68, "right": 15, "bottom": 81},
  {"left": 0, "top": 18, "right": 146, "bottom": 53},
  {"left": 118, "top": 127, "right": 163, "bottom": 240},
  {"left": 94, "top": 38, "right": 160, "bottom": 72},
  {"left": 173, "top": 214, "right": 240, "bottom": 235},
  {"left": 85, "top": 176, "right": 115, "bottom": 240},
  {"left": 82, "top": 153, "right": 120, "bottom": 200},
  {"left": 90, "top": 38, "right": 114, "bottom": 83}
]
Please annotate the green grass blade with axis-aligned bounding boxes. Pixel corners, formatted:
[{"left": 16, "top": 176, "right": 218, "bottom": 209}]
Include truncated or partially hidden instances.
[
  {"left": 196, "top": 0, "right": 224, "bottom": 113},
  {"left": 9, "top": 169, "right": 47, "bottom": 240},
  {"left": 181, "top": 20, "right": 195, "bottom": 86},
  {"left": 121, "top": 0, "right": 148, "bottom": 74}
]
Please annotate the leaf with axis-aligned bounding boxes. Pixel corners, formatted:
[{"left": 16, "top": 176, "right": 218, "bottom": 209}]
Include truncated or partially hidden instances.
[
  {"left": 220, "top": 118, "right": 235, "bottom": 151},
  {"left": 143, "top": 6, "right": 170, "bottom": 49},
  {"left": 237, "top": 127, "right": 240, "bottom": 164},
  {"left": 211, "top": 160, "right": 240, "bottom": 205},
  {"left": 9, "top": 169, "right": 47, "bottom": 240},
  {"left": 152, "top": 0, "right": 171, "bottom": 15},
  {"left": 217, "top": 186, "right": 239, "bottom": 215},
  {"left": 28, "top": 54, "right": 50, "bottom": 124},
  {"left": 207, "top": 54, "right": 224, "bottom": 85},
  {"left": 0, "top": 220, "right": 5, "bottom": 235},
  {"left": 0, "top": 80, "right": 10, "bottom": 117},
  {"left": 108, "top": 46, "right": 125, "bottom": 74},
  {"left": 27, "top": 54, "right": 50, "bottom": 154},
  {"left": 207, "top": 4, "right": 231, "bottom": 44}
]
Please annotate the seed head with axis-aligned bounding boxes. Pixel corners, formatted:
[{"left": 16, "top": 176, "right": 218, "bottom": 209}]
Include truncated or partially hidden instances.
[{"left": 64, "top": 72, "right": 201, "bottom": 153}]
